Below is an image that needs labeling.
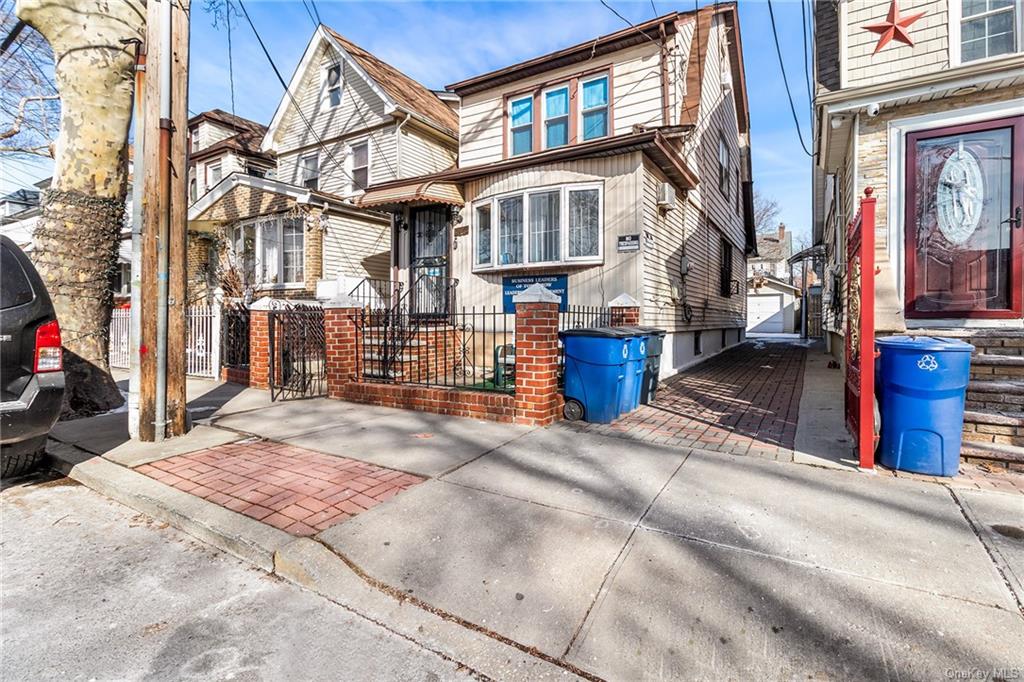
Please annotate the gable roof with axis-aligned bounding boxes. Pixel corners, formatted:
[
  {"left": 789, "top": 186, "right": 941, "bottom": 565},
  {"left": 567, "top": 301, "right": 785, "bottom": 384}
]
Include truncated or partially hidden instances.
[
  {"left": 262, "top": 27, "right": 457, "bottom": 153},
  {"left": 322, "top": 27, "right": 458, "bottom": 134},
  {"left": 189, "top": 109, "right": 267, "bottom": 137},
  {"left": 188, "top": 109, "right": 274, "bottom": 164}
]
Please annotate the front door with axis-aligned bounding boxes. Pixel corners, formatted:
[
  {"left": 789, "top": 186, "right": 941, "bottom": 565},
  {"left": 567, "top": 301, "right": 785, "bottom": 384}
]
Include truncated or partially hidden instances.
[
  {"left": 905, "top": 116, "right": 1023, "bottom": 318},
  {"left": 409, "top": 206, "right": 450, "bottom": 317}
]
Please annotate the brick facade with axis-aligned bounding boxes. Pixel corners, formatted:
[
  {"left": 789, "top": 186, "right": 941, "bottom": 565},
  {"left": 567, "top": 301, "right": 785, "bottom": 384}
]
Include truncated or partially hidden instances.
[
  {"left": 611, "top": 305, "right": 641, "bottom": 327},
  {"left": 512, "top": 301, "right": 562, "bottom": 426},
  {"left": 248, "top": 309, "right": 270, "bottom": 390}
]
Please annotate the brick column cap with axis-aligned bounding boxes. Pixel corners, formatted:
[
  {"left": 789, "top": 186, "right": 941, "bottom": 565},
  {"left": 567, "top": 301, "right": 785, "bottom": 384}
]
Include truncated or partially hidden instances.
[
  {"left": 323, "top": 294, "right": 362, "bottom": 309},
  {"left": 250, "top": 296, "right": 291, "bottom": 311},
  {"left": 513, "top": 283, "right": 560, "bottom": 304},
  {"left": 608, "top": 293, "right": 639, "bottom": 307}
]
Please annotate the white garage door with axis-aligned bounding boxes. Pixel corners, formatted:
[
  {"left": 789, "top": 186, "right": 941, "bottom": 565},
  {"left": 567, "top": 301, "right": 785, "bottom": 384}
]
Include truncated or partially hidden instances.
[{"left": 747, "top": 294, "right": 784, "bottom": 333}]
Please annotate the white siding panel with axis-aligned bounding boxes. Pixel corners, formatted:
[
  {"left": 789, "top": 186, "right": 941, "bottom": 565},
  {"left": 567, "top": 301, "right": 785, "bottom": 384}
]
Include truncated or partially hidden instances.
[
  {"left": 401, "top": 127, "right": 457, "bottom": 176},
  {"left": 844, "top": 0, "right": 949, "bottom": 88},
  {"left": 322, "top": 212, "right": 391, "bottom": 281}
]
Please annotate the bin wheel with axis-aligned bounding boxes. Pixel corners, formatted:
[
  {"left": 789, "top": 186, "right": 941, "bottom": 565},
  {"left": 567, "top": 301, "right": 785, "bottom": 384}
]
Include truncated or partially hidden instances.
[{"left": 563, "top": 399, "right": 585, "bottom": 421}]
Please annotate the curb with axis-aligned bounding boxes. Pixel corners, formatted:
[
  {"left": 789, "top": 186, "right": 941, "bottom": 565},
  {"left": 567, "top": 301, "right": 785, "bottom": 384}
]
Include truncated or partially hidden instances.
[{"left": 45, "top": 442, "right": 586, "bottom": 681}]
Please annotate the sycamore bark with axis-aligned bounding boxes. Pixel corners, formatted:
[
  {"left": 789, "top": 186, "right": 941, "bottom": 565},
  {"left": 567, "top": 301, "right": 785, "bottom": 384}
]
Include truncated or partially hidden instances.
[{"left": 16, "top": 0, "right": 146, "bottom": 417}]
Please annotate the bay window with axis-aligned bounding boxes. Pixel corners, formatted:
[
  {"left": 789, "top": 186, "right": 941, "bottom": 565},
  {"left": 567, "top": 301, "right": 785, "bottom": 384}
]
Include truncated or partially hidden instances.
[
  {"left": 959, "top": 0, "right": 1021, "bottom": 63},
  {"left": 474, "top": 183, "right": 603, "bottom": 271},
  {"left": 232, "top": 215, "right": 305, "bottom": 287},
  {"left": 543, "top": 87, "right": 569, "bottom": 149},
  {"left": 509, "top": 96, "right": 534, "bottom": 156},
  {"left": 580, "top": 75, "right": 609, "bottom": 141}
]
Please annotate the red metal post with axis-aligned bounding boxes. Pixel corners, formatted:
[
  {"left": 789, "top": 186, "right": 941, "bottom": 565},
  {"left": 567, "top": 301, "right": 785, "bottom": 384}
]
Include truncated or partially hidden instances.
[{"left": 858, "top": 189, "right": 876, "bottom": 469}]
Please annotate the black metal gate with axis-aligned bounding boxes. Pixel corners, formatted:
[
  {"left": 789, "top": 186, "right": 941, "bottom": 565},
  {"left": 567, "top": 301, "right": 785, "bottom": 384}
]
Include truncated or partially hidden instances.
[{"left": 268, "top": 306, "right": 326, "bottom": 401}]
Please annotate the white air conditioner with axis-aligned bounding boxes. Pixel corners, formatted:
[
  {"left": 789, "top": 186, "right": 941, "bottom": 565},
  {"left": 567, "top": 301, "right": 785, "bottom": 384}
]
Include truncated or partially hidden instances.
[{"left": 657, "top": 182, "right": 676, "bottom": 210}]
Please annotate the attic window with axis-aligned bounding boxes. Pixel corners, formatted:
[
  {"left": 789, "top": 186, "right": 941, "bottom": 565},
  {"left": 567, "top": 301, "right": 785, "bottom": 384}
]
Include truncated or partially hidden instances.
[{"left": 325, "top": 64, "right": 342, "bottom": 108}]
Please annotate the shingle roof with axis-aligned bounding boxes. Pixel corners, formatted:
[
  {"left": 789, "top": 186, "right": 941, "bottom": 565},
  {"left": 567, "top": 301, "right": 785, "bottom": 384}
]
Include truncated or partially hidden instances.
[
  {"left": 752, "top": 232, "right": 793, "bottom": 263},
  {"left": 323, "top": 27, "right": 458, "bottom": 135},
  {"left": 189, "top": 109, "right": 268, "bottom": 137}
]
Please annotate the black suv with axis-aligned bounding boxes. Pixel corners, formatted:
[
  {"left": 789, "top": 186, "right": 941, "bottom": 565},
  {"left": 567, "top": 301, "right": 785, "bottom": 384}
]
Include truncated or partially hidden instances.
[{"left": 1, "top": 235, "right": 64, "bottom": 477}]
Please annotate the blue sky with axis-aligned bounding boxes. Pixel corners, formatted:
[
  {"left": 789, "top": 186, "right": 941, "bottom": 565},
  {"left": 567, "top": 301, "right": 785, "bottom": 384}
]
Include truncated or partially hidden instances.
[{"left": 4, "top": 0, "right": 813, "bottom": 243}]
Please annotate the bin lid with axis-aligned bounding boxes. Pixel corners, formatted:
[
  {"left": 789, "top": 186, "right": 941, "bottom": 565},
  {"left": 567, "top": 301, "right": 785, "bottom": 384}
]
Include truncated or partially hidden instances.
[
  {"left": 610, "top": 326, "right": 658, "bottom": 337},
  {"left": 875, "top": 335, "right": 975, "bottom": 352},
  {"left": 558, "top": 327, "right": 632, "bottom": 338}
]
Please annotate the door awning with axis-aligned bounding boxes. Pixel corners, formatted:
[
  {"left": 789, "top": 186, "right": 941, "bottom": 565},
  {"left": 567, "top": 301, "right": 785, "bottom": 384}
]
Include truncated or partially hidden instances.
[{"left": 355, "top": 179, "right": 464, "bottom": 210}]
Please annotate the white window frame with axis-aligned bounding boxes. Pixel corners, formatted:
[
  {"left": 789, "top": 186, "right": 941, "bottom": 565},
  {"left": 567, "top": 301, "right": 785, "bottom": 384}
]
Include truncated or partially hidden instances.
[
  {"left": 578, "top": 73, "right": 610, "bottom": 142},
  {"left": 235, "top": 214, "right": 306, "bottom": 290},
  {"left": 508, "top": 95, "right": 534, "bottom": 157},
  {"left": 300, "top": 153, "right": 319, "bottom": 190},
  {"left": 206, "top": 161, "right": 222, "bottom": 189},
  {"left": 718, "top": 136, "right": 730, "bottom": 196},
  {"left": 474, "top": 203, "right": 493, "bottom": 267},
  {"left": 471, "top": 181, "right": 604, "bottom": 273},
  {"left": 322, "top": 62, "right": 343, "bottom": 109},
  {"left": 541, "top": 84, "right": 570, "bottom": 150},
  {"left": 949, "top": 0, "right": 1024, "bottom": 67},
  {"left": 346, "top": 138, "right": 371, "bottom": 195},
  {"left": 190, "top": 127, "right": 200, "bottom": 153}
]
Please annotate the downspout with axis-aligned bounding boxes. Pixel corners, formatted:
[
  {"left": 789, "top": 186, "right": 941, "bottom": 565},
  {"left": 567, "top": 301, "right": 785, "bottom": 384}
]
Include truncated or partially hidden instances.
[
  {"left": 155, "top": 0, "right": 172, "bottom": 441},
  {"left": 659, "top": 23, "right": 671, "bottom": 126},
  {"left": 395, "top": 111, "right": 411, "bottom": 176},
  {"left": 392, "top": 112, "right": 411, "bottom": 287},
  {"left": 128, "top": 39, "right": 146, "bottom": 439}
]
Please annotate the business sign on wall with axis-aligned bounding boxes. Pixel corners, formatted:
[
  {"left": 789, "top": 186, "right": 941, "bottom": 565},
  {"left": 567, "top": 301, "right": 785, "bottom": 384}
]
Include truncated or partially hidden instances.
[{"left": 502, "top": 274, "right": 568, "bottom": 313}]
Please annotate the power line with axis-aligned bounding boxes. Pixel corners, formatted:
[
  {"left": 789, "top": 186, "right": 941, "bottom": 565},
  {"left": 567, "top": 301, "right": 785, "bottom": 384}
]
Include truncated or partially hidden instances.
[
  {"left": 599, "top": 0, "right": 663, "bottom": 50},
  {"left": 226, "top": 0, "right": 236, "bottom": 118},
  {"left": 299, "top": 0, "right": 319, "bottom": 29},
  {"left": 800, "top": 0, "right": 813, "bottom": 110},
  {"left": 308, "top": 0, "right": 323, "bottom": 25},
  {"left": 766, "top": 0, "right": 813, "bottom": 157}
]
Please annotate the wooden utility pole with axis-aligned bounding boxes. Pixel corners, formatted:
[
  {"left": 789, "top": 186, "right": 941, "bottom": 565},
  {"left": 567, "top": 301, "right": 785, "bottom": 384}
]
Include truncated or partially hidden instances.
[{"left": 138, "top": 0, "right": 190, "bottom": 441}]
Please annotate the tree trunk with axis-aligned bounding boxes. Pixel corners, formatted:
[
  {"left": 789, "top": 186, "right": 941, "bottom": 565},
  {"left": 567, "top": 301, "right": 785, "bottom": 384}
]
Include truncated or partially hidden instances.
[{"left": 16, "top": 0, "right": 146, "bottom": 417}]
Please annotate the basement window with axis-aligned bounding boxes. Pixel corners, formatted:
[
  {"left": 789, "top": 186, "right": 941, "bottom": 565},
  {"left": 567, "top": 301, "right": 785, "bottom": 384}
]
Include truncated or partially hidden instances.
[{"left": 694, "top": 330, "right": 703, "bottom": 356}]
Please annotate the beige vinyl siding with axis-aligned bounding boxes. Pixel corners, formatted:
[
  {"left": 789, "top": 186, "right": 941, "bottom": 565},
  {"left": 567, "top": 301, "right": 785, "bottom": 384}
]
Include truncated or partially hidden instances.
[
  {"left": 276, "top": 125, "right": 398, "bottom": 195},
  {"left": 274, "top": 42, "right": 392, "bottom": 155},
  {"left": 400, "top": 126, "right": 457, "bottom": 176},
  {"left": 321, "top": 212, "right": 391, "bottom": 281},
  {"left": 196, "top": 121, "right": 236, "bottom": 151},
  {"left": 447, "top": 153, "right": 644, "bottom": 309},
  {"left": 458, "top": 42, "right": 665, "bottom": 168},
  {"left": 641, "top": 161, "right": 745, "bottom": 332},
  {"left": 844, "top": 0, "right": 949, "bottom": 88},
  {"left": 671, "top": 19, "right": 695, "bottom": 123}
]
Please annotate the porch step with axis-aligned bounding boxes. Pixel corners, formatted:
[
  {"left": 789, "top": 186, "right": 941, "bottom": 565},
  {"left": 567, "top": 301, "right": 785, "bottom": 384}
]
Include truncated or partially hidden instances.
[
  {"left": 963, "top": 409, "right": 1024, "bottom": 427},
  {"left": 970, "top": 353, "right": 1024, "bottom": 382},
  {"left": 961, "top": 440, "right": 1024, "bottom": 465},
  {"left": 913, "top": 328, "right": 1024, "bottom": 356},
  {"left": 967, "top": 380, "right": 1024, "bottom": 395},
  {"left": 361, "top": 351, "right": 420, "bottom": 362}
]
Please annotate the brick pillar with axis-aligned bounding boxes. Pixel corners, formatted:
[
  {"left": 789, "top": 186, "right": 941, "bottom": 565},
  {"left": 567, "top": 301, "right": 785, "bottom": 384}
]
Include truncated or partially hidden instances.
[
  {"left": 323, "top": 295, "right": 362, "bottom": 398},
  {"left": 609, "top": 292, "right": 641, "bottom": 326},
  {"left": 248, "top": 308, "right": 271, "bottom": 390},
  {"left": 513, "top": 284, "right": 562, "bottom": 426}
]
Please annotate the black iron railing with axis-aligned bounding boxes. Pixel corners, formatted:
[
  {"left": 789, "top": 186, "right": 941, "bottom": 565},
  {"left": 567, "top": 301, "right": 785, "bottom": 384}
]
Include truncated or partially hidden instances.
[
  {"left": 221, "top": 301, "right": 250, "bottom": 369},
  {"left": 356, "top": 305, "right": 515, "bottom": 394},
  {"left": 348, "top": 277, "right": 403, "bottom": 310}
]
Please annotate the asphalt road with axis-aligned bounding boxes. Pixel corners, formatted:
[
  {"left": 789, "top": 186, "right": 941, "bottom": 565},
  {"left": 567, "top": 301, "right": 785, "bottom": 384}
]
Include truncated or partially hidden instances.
[{"left": 0, "top": 471, "right": 477, "bottom": 682}]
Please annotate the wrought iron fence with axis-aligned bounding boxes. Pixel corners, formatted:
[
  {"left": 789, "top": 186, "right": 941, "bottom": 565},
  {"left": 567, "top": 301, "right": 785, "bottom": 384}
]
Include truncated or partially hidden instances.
[
  {"left": 557, "top": 305, "right": 612, "bottom": 387},
  {"left": 109, "top": 308, "right": 130, "bottom": 369},
  {"left": 356, "top": 305, "right": 515, "bottom": 393},
  {"left": 348, "top": 277, "right": 403, "bottom": 310},
  {"left": 269, "top": 305, "right": 326, "bottom": 401},
  {"left": 221, "top": 301, "right": 250, "bottom": 369}
]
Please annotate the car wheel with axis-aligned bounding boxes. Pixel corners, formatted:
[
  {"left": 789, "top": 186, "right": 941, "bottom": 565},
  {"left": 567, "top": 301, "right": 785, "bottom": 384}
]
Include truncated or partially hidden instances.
[{"left": 1, "top": 446, "right": 45, "bottom": 479}]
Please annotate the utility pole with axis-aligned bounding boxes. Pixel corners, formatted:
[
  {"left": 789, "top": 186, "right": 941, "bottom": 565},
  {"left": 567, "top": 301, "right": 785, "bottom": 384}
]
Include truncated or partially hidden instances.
[{"left": 137, "top": 0, "right": 190, "bottom": 442}]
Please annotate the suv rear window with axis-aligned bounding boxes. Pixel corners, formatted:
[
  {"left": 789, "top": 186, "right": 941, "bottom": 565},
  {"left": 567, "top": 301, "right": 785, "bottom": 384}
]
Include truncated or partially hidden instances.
[{"left": 1, "top": 244, "right": 35, "bottom": 309}]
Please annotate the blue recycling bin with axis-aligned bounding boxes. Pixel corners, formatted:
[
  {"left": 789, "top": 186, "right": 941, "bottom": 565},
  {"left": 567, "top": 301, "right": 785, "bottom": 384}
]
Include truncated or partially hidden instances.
[
  {"left": 614, "top": 328, "right": 649, "bottom": 414},
  {"left": 559, "top": 328, "right": 631, "bottom": 423},
  {"left": 876, "top": 336, "right": 975, "bottom": 477}
]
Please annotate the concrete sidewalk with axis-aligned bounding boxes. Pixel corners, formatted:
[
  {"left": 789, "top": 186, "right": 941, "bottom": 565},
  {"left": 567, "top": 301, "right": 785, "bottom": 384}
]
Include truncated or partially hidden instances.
[{"left": 45, "top": 377, "right": 1024, "bottom": 679}]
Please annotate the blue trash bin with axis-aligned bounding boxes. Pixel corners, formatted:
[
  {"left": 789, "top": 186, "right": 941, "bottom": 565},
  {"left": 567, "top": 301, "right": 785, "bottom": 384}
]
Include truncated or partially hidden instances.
[
  {"left": 560, "top": 328, "right": 631, "bottom": 423},
  {"left": 876, "top": 336, "right": 975, "bottom": 477},
  {"left": 613, "top": 328, "right": 649, "bottom": 414}
]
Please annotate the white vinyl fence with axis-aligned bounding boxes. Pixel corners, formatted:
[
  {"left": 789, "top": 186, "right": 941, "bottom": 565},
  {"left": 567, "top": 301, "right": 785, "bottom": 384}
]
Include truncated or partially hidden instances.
[{"left": 108, "top": 305, "right": 221, "bottom": 379}]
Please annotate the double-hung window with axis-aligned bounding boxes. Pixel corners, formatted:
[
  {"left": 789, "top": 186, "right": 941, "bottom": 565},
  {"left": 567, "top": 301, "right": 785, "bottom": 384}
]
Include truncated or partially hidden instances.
[
  {"left": 281, "top": 217, "right": 304, "bottom": 284},
  {"left": 719, "top": 236, "right": 734, "bottom": 297},
  {"left": 301, "top": 154, "right": 319, "bottom": 190},
  {"left": 236, "top": 215, "right": 305, "bottom": 287},
  {"left": 474, "top": 183, "right": 602, "bottom": 270},
  {"left": 350, "top": 141, "right": 369, "bottom": 192},
  {"left": 509, "top": 96, "right": 533, "bottom": 156},
  {"left": 580, "top": 75, "right": 609, "bottom": 141},
  {"left": 543, "top": 87, "right": 569, "bottom": 149},
  {"left": 959, "top": 0, "right": 1021, "bottom": 62},
  {"left": 207, "top": 161, "right": 222, "bottom": 188},
  {"left": 325, "top": 64, "right": 342, "bottom": 108},
  {"left": 718, "top": 137, "right": 730, "bottom": 196}
]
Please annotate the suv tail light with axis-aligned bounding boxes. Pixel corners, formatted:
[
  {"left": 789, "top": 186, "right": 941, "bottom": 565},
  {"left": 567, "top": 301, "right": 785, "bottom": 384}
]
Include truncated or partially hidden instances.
[{"left": 34, "top": 319, "right": 63, "bottom": 373}]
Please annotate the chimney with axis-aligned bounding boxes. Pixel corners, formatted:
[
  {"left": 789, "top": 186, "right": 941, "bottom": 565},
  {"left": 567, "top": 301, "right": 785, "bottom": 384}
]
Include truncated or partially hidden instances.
[{"left": 777, "top": 223, "right": 785, "bottom": 241}]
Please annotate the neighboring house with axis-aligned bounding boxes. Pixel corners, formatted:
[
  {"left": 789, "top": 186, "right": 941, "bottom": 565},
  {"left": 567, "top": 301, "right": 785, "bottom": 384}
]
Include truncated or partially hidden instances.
[
  {"left": 187, "top": 109, "right": 276, "bottom": 203},
  {"left": 0, "top": 189, "right": 40, "bottom": 217},
  {"left": 359, "top": 4, "right": 756, "bottom": 376},
  {"left": 813, "top": 0, "right": 1024, "bottom": 461},
  {"left": 747, "top": 275, "right": 800, "bottom": 334},
  {"left": 747, "top": 223, "right": 793, "bottom": 283},
  {"left": 187, "top": 25, "right": 458, "bottom": 301}
]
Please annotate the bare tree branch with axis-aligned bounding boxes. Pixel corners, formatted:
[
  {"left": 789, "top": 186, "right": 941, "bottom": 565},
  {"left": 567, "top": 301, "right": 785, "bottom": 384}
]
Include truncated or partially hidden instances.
[{"left": 0, "top": 94, "right": 59, "bottom": 140}]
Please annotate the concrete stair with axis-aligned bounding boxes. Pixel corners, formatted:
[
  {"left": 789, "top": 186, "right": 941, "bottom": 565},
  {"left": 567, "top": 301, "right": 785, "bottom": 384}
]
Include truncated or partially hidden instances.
[{"left": 909, "top": 328, "right": 1024, "bottom": 467}]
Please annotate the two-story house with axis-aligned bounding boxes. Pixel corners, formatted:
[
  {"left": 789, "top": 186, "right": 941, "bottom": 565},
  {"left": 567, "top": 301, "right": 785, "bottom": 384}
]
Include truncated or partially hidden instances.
[
  {"left": 814, "top": 0, "right": 1024, "bottom": 463},
  {"left": 187, "top": 26, "right": 458, "bottom": 301},
  {"left": 187, "top": 109, "right": 277, "bottom": 203},
  {"left": 357, "top": 4, "right": 755, "bottom": 376},
  {"left": 747, "top": 223, "right": 794, "bottom": 282}
]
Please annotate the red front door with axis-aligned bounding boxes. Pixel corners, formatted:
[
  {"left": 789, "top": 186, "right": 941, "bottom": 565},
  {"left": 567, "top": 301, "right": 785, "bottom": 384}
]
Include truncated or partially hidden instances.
[{"left": 905, "top": 116, "right": 1024, "bottom": 319}]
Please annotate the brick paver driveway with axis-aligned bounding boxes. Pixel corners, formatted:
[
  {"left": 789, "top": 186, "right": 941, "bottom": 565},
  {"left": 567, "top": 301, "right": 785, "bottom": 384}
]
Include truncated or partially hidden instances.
[{"left": 563, "top": 339, "right": 808, "bottom": 460}]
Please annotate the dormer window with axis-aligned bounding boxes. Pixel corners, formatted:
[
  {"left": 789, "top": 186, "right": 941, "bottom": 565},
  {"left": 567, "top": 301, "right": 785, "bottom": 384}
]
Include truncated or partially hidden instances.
[
  {"left": 543, "top": 86, "right": 569, "bottom": 149},
  {"left": 325, "top": 64, "right": 342, "bottom": 108},
  {"left": 509, "top": 96, "right": 533, "bottom": 156},
  {"left": 580, "top": 74, "right": 609, "bottom": 141}
]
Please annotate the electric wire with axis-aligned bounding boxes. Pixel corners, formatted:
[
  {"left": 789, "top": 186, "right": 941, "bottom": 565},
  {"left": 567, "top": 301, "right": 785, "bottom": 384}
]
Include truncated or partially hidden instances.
[{"left": 766, "top": 0, "right": 813, "bottom": 157}]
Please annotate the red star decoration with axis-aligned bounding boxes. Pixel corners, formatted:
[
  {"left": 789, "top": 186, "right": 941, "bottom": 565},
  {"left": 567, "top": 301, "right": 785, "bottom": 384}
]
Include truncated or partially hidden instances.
[{"left": 863, "top": 0, "right": 926, "bottom": 54}]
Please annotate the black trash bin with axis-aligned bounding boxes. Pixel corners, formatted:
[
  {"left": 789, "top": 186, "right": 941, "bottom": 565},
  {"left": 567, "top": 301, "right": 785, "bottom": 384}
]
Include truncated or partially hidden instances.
[{"left": 616, "top": 326, "right": 667, "bottom": 404}]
